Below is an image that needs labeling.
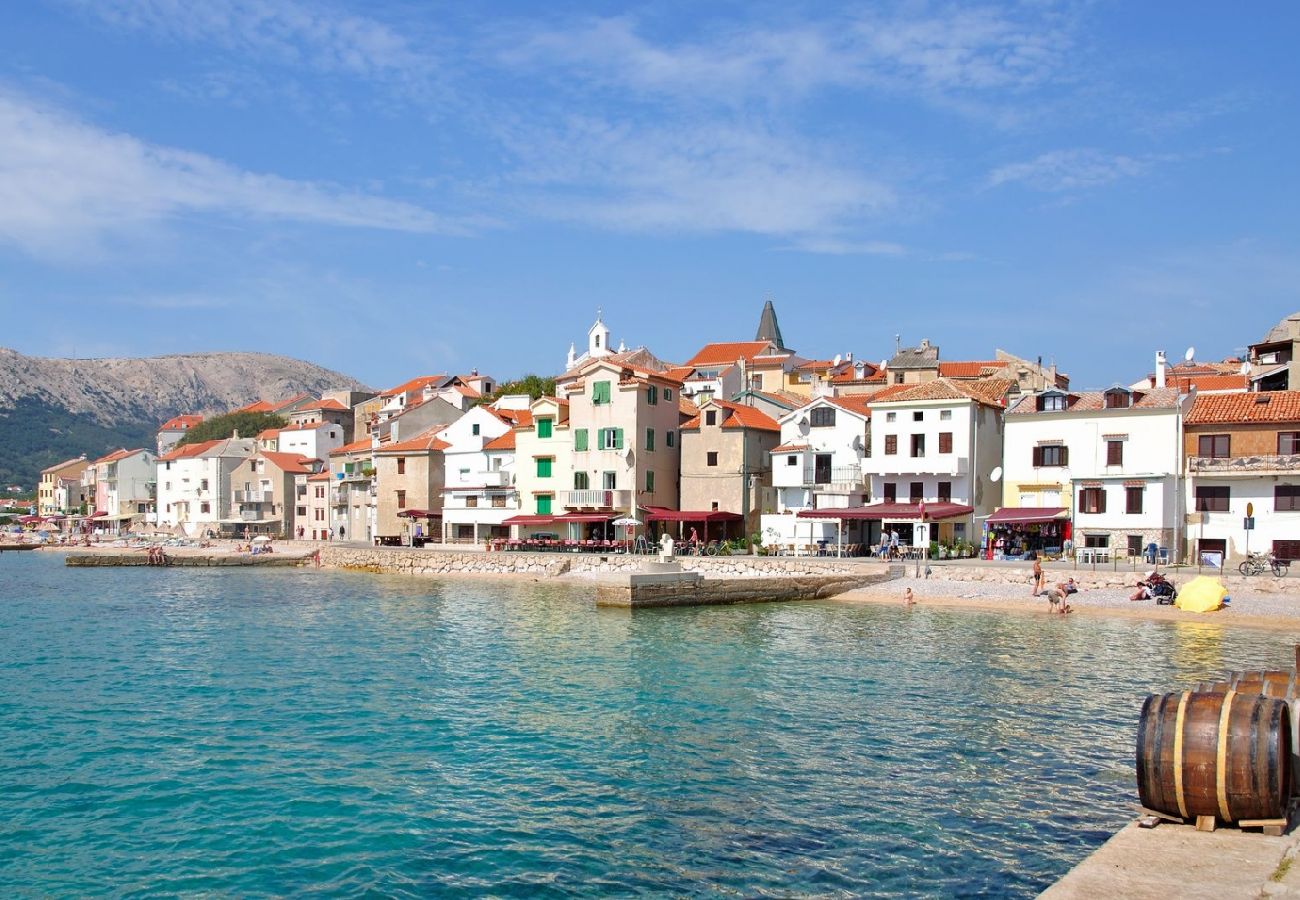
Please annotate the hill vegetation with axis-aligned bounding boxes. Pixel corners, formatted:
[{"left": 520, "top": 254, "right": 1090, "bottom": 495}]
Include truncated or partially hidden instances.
[{"left": 175, "top": 412, "right": 288, "bottom": 448}]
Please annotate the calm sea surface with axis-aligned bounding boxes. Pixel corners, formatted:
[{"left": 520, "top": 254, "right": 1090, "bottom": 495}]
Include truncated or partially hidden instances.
[{"left": 1, "top": 553, "right": 1296, "bottom": 897}]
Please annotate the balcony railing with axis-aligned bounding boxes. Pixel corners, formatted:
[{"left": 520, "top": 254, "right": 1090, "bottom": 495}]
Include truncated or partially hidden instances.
[
  {"left": 867, "top": 455, "right": 969, "bottom": 477},
  {"left": 480, "top": 470, "right": 512, "bottom": 487},
  {"left": 803, "top": 466, "right": 867, "bottom": 490},
  {"left": 1188, "top": 454, "right": 1300, "bottom": 475},
  {"left": 560, "top": 489, "right": 633, "bottom": 510},
  {"left": 234, "top": 490, "right": 269, "bottom": 503}
]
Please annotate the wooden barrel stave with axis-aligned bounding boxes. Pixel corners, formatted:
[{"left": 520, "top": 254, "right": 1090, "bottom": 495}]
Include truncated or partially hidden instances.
[
  {"left": 1137, "top": 691, "right": 1291, "bottom": 823},
  {"left": 1201, "top": 675, "right": 1300, "bottom": 791}
]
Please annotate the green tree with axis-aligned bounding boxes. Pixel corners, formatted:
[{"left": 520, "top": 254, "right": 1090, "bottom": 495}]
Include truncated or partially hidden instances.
[
  {"left": 175, "top": 411, "right": 288, "bottom": 448},
  {"left": 483, "top": 374, "right": 557, "bottom": 404}
]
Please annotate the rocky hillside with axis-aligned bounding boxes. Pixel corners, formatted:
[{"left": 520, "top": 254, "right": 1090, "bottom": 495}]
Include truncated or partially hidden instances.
[{"left": 0, "top": 348, "right": 370, "bottom": 489}]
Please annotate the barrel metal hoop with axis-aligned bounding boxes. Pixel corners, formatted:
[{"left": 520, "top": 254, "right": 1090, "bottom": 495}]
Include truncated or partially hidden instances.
[
  {"left": 1174, "top": 691, "right": 1190, "bottom": 819},
  {"left": 1216, "top": 689, "right": 1236, "bottom": 822}
]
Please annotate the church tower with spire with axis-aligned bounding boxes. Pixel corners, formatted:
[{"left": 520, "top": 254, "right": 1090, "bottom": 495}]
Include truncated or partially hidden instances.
[{"left": 755, "top": 298, "right": 786, "bottom": 351}]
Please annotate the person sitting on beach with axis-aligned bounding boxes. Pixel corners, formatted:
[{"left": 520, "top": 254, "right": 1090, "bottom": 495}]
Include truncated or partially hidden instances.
[
  {"left": 903, "top": 587, "right": 916, "bottom": 606},
  {"left": 1061, "top": 577, "right": 1079, "bottom": 595},
  {"left": 1129, "top": 578, "right": 1154, "bottom": 602}
]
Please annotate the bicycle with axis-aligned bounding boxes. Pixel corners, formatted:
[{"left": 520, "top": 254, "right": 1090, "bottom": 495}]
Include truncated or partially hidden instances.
[{"left": 1239, "top": 551, "right": 1290, "bottom": 578}]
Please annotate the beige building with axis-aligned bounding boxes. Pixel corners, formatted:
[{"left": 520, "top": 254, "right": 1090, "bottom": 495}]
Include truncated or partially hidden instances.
[
  {"left": 373, "top": 427, "right": 449, "bottom": 544},
  {"left": 38, "top": 457, "right": 88, "bottom": 517},
  {"left": 299, "top": 470, "right": 332, "bottom": 541},
  {"left": 679, "top": 398, "right": 780, "bottom": 536},
  {"left": 511, "top": 396, "right": 573, "bottom": 536},
  {"left": 328, "top": 439, "right": 375, "bottom": 543},
  {"left": 225, "top": 451, "right": 321, "bottom": 537}
]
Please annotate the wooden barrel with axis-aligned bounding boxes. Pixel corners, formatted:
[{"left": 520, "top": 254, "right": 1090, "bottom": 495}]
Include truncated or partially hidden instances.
[
  {"left": 1224, "top": 670, "right": 1300, "bottom": 697},
  {"left": 1137, "top": 691, "right": 1292, "bottom": 823},
  {"left": 1195, "top": 676, "right": 1300, "bottom": 790}
]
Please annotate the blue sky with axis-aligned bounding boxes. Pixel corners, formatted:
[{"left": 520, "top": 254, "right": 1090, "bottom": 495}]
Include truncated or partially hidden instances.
[{"left": 1, "top": 1, "right": 1297, "bottom": 390}]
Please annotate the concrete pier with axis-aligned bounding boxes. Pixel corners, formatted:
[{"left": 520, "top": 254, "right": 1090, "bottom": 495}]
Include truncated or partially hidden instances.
[
  {"left": 66, "top": 551, "right": 312, "bottom": 568},
  {"left": 593, "top": 562, "right": 901, "bottom": 608}
]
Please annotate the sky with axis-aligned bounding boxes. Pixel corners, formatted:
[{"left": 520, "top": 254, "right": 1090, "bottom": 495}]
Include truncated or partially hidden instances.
[{"left": 1, "top": 1, "right": 1297, "bottom": 391}]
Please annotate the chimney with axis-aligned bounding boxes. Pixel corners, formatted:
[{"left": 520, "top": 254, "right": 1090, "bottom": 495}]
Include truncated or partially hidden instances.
[
  {"left": 232, "top": 429, "right": 240, "bottom": 440},
  {"left": 1155, "top": 351, "right": 1167, "bottom": 389}
]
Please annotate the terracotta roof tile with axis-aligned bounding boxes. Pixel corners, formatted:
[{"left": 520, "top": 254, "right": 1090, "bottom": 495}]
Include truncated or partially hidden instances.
[
  {"left": 380, "top": 375, "right": 445, "bottom": 398},
  {"left": 681, "top": 400, "right": 781, "bottom": 432},
  {"left": 374, "top": 427, "right": 450, "bottom": 454},
  {"left": 483, "top": 431, "right": 516, "bottom": 451},
  {"left": 875, "top": 377, "right": 1014, "bottom": 408},
  {"left": 827, "top": 395, "right": 874, "bottom": 417},
  {"left": 1166, "top": 374, "right": 1249, "bottom": 392},
  {"left": 329, "top": 439, "right": 374, "bottom": 456},
  {"left": 258, "top": 452, "right": 319, "bottom": 474},
  {"left": 92, "top": 447, "right": 144, "bottom": 465},
  {"left": 772, "top": 442, "right": 810, "bottom": 453},
  {"left": 306, "top": 398, "right": 348, "bottom": 411},
  {"left": 1007, "top": 387, "right": 1181, "bottom": 416},
  {"left": 158, "top": 414, "right": 202, "bottom": 431},
  {"left": 233, "top": 400, "right": 274, "bottom": 414},
  {"left": 938, "top": 360, "right": 1009, "bottom": 378},
  {"left": 271, "top": 393, "right": 313, "bottom": 411},
  {"left": 685, "top": 341, "right": 775, "bottom": 366},
  {"left": 158, "top": 440, "right": 222, "bottom": 461},
  {"left": 1186, "top": 391, "right": 1300, "bottom": 425}
]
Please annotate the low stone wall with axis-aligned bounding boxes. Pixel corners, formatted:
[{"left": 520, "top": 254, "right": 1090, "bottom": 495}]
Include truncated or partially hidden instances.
[
  {"left": 317, "top": 546, "right": 890, "bottom": 579},
  {"left": 66, "top": 552, "right": 310, "bottom": 568},
  {"left": 928, "top": 563, "right": 1291, "bottom": 594},
  {"left": 595, "top": 570, "right": 900, "bottom": 609}
]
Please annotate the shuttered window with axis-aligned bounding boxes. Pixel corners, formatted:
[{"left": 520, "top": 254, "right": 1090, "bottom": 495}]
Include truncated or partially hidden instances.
[
  {"left": 1198, "top": 435, "right": 1230, "bottom": 458},
  {"left": 537, "top": 418, "right": 553, "bottom": 439},
  {"left": 536, "top": 458, "right": 552, "bottom": 478},
  {"left": 599, "top": 428, "right": 624, "bottom": 450},
  {"left": 536, "top": 494, "right": 552, "bottom": 515},
  {"left": 645, "top": 428, "right": 655, "bottom": 451},
  {"left": 1276, "top": 485, "right": 1300, "bottom": 511},
  {"left": 884, "top": 435, "right": 897, "bottom": 455},
  {"left": 938, "top": 481, "right": 951, "bottom": 502},
  {"left": 1078, "top": 487, "right": 1105, "bottom": 514},
  {"left": 1195, "top": 486, "right": 1229, "bottom": 512},
  {"left": 592, "top": 381, "right": 611, "bottom": 404},
  {"left": 938, "top": 432, "right": 953, "bottom": 454},
  {"left": 1107, "top": 440, "right": 1123, "bottom": 466},
  {"left": 646, "top": 385, "right": 658, "bottom": 405},
  {"left": 1125, "top": 486, "right": 1143, "bottom": 514},
  {"left": 573, "top": 428, "right": 588, "bottom": 451},
  {"left": 1033, "top": 445, "right": 1068, "bottom": 467}
]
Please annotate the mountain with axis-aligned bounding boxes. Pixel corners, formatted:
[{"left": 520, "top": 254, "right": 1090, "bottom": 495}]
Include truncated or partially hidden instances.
[{"left": 0, "top": 348, "right": 371, "bottom": 489}]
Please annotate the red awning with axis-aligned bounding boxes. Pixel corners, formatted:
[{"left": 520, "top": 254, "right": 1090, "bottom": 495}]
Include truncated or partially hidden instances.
[
  {"left": 986, "top": 507, "right": 1068, "bottom": 525},
  {"left": 502, "top": 514, "right": 555, "bottom": 525},
  {"left": 397, "top": 509, "right": 441, "bottom": 518},
  {"left": 554, "top": 513, "right": 616, "bottom": 523},
  {"left": 643, "top": 507, "right": 744, "bottom": 522},
  {"left": 88, "top": 510, "right": 108, "bottom": 519},
  {"left": 798, "top": 502, "right": 974, "bottom": 521}
]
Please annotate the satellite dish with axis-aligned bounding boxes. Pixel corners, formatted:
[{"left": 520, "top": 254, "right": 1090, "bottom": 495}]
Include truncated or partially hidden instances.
[
  {"left": 833, "top": 354, "right": 842, "bottom": 366},
  {"left": 1184, "top": 346, "right": 1195, "bottom": 363},
  {"left": 624, "top": 447, "right": 635, "bottom": 465},
  {"left": 797, "top": 417, "right": 810, "bottom": 435},
  {"left": 990, "top": 466, "right": 1003, "bottom": 483},
  {"left": 1240, "top": 360, "right": 1251, "bottom": 376},
  {"left": 851, "top": 434, "right": 863, "bottom": 451}
]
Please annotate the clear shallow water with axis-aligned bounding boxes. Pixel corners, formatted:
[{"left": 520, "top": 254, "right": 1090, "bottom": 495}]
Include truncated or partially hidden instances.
[{"left": 1, "top": 554, "right": 1296, "bottom": 897}]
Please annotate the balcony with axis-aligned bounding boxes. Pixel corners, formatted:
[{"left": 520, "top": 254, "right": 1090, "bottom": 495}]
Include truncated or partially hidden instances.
[
  {"left": 867, "top": 455, "right": 969, "bottom": 477},
  {"left": 234, "top": 490, "right": 270, "bottom": 503},
  {"left": 480, "top": 470, "right": 513, "bottom": 487},
  {"left": 560, "top": 489, "right": 633, "bottom": 510},
  {"left": 1188, "top": 454, "right": 1300, "bottom": 476},
  {"left": 804, "top": 466, "right": 867, "bottom": 492}
]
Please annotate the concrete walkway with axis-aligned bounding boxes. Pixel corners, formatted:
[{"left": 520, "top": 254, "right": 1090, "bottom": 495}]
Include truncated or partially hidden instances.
[{"left": 1043, "top": 819, "right": 1300, "bottom": 899}]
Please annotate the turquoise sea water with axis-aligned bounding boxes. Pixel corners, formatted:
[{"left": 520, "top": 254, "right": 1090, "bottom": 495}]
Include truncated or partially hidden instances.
[{"left": 1, "top": 553, "right": 1296, "bottom": 897}]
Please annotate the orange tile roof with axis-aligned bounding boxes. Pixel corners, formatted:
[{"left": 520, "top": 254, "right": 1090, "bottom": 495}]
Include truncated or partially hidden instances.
[
  {"left": 1166, "top": 374, "right": 1249, "bottom": 392},
  {"left": 681, "top": 400, "right": 780, "bottom": 432},
  {"left": 158, "top": 414, "right": 203, "bottom": 431},
  {"left": 308, "top": 471, "right": 332, "bottom": 482},
  {"left": 257, "top": 429, "right": 279, "bottom": 439},
  {"left": 233, "top": 400, "right": 274, "bottom": 414},
  {"left": 873, "top": 377, "right": 1014, "bottom": 408},
  {"left": 679, "top": 397, "right": 699, "bottom": 417},
  {"left": 258, "top": 452, "right": 319, "bottom": 475},
  {"left": 92, "top": 447, "right": 145, "bottom": 465},
  {"left": 375, "top": 428, "right": 451, "bottom": 454},
  {"left": 937, "top": 360, "right": 1009, "bottom": 378},
  {"left": 827, "top": 395, "right": 874, "bottom": 417},
  {"left": 1186, "top": 391, "right": 1300, "bottom": 425},
  {"left": 685, "top": 341, "right": 775, "bottom": 366},
  {"left": 305, "top": 398, "right": 348, "bottom": 411},
  {"left": 795, "top": 359, "right": 836, "bottom": 370},
  {"left": 772, "top": 442, "right": 811, "bottom": 453},
  {"left": 1007, "top": 387, "right": 1181, "bottom": 415},
  {"left": 158, "top": 440, "right": 222, "bottom": 461},
  {"left": 380, "top": 375, "right": 445, "bottom": 398},
  {"left": 272, "top": 393, "right": 313, "bottom": 411},
  {"left": 483, "top": 431, "right": 516, "bottom": 451},
  {"left": 329, "top": 439, "right": 374, "bottom": 457}
]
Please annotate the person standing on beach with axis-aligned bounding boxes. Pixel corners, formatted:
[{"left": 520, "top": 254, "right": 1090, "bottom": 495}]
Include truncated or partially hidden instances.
[{"left": 1031, "top": 558, "right": 1045, "bottom": 596}]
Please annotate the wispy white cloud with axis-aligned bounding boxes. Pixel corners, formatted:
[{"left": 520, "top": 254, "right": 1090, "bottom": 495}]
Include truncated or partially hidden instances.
[
  {"left": 0, "top": 90, "right": 475, "bottom": 260},
  {"left": 986, "top": 148, "right": 1157, "bottom": 192},
  {"left": 788, "top": 238, "right": 908, "bottom": 256}
]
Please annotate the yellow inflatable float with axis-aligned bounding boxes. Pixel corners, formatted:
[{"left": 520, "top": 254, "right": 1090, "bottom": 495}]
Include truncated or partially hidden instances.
[{"left": 1175, "top": 575, "right": 1228, "bottom": 613}]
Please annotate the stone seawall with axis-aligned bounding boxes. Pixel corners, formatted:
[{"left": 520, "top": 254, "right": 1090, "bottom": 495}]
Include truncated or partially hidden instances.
[
  {"left": 927, "top": 563, "right": 1288, "bottom": 594},
  {"left": 66, "top": 552, "right": 311, "bottom": 568},
  {"left": 594, "top": 569, "right": 901, "bottom": 609},
  {"left": 317, "top": 546, "right": 890, "bottom": 579}
]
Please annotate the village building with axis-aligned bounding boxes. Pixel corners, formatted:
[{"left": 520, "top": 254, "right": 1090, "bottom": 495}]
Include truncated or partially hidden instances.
[
  {"left": 438, "top": 405, "right": 524, "bottom": 545},
  {"left": 225, "top": 451, "right": 321, "bottom": 538},
  {"left": 87, "top": 448, "right": 155, "bottom": 533},
  {"left": 328, "top": 438, "right": 376, "bottom": 543},
  {"left": 38, "top": 457, "right": 89, "bottom": 517},
  {"left": 373, "top": 427, "right": 449, "bottom": 545},
  {"left": 678, "top": 397, "right": 780, "bottom": 538},
  {"left": 1184, "top": 391, "right": 1300, "bottom": 565},
  {"left": 1249, "top": 313, "right": 1300, "bottom": 392},
  {"left": 277, "top": 421, "right": 346, "bottom": 460},
  {"left": 882, "top": 340, "right": 1067, "bottom": 393},
  {"left": 285, "top": 397, "right": 353, "bottom": 433},
  {"left": 156, "top": 415, "right": 203, "bottom": 455},
  {"left": 1002, "top": 385, "right": 1189, "bottom": 562},
  {"left": 155, "top": 438, "right": 256, "bottom": 537},
  {"left": 299, "top": 470, "right": 333, "bottom": 541},
  {"left": 508, "top": 396, "right": 573, "bottom": 539}
]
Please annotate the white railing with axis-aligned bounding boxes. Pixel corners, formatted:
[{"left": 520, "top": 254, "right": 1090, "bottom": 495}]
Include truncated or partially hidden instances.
[
  {"left": 480, "top": 470, "right": 512, "bottom": 487},
  {"left": 560, "top": 489, "right": 633, "bottom": 509},
  {"left": 867, "top": 455, "right": 968, "bottom": 477},
  {"left": 234, "top": 490, "right": 268, "bottom": 503},
  {"left": 1189, "top": 454, "right": 1300, "bottom": 475},
  {"left": 804, "top": 466, "right": 866, "bottom": 487}
]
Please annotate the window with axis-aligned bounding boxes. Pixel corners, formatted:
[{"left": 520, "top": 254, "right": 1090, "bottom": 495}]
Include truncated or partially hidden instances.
[
  {"left": 1128, "top": 534, "right": 1144, "bottom": 556},
  {"left": 711, "top": 501, "right": 720, "bottom": 511},
  {"left": 1032, "top": 445, "right": 1068, "bottom": 467},
  {"left": 396, "top": 489, "right": 407, "bottom": 509},
  {"left": 574, "top": 472, "right": 589, "bottom": 490},
  {"left": 1280, "top": 433, "right": 1300, "bottom": 455},
  {"left": 910, "top": 434, "right": 925, "bottom": 457},
  {"left": 465, "top": 496, "right": 478, "bottom": 508},
  {"left": 600, "top": 428, "right": 623, "bottom": 450},
  {"left": 1276, "top": 485, "right": 1300, "bottom": 511},
  {"left": 603, "top": 471, "right": 617, "bottom": 490},
  {"left": 894, "top": 372, "right": 905, "bottom": 384},
  {"left": 1107, "top": 441, "right": 1123, "bottom": 466},
  {"left": 938, "top": 432, "right": 953, "bottom": 454},
  {"left": 707, "top": 452, "right": 719, "bottom": 467},
  {"left": 397, "top": 457, "right": 406, "bottom": 475},
  {"left": 536, "top": 494, "right": 552, "bottom": 515},
  {"left": 1037, "top": 393, "right": 1067, "bottom": 412},
  {"left": 646, "top": 385, "right": 658, "bottom": 405},
  {"left": 885, "top": 412, "right": 897, "bottom": 423},
  {"left": 912, "top": 411, "right": 923, "bottom": 422},
  {"left": 883, "top": 482, "right": 897, "bottom": 502},
  {"left": 1104, "top": 388, "right": 1131, "bottom": 409},
  {"left": 200, "top": 478, "right": 209, "bottom": 491},
  {"left": 472, "top": 423, "right": 480, "bottom": 436},
  {"left": 574, "top": 428, "right": 588, "bottom": 451},
  {"left": 592, "top": 381, "right": 611, "bottom": 404},
  {"left": 536, "top": 457, "right": 552, "bottom": 478},
  {"left": 645, "top": 428, "right": 655, "bottom": 451},
  {"left": 705, "top": 410, "right": 717, "bottom": 426},
  {"left": 937, "top": 481, "right": 951, "bottom": 502},
  {"left": 492, "top": 495, "right": 507, "bottom": 508},
  {"left": 940, "top": 410, "right": 952, "bottom": 421},
  {"left": 1077, "top": 487, "right": 1106, "bottom": 514},
  {"left": 885, "top": 435, "right": 898, "bottom": 455},
  {"left": 810, "top": 407, "right": 836, "bottom": 427},
  {"left": 665, "top": 431, "right": 675, "bottom": 448},
  {"left": 645, "top": 470, "right": 655, "bottom": 492},
  {"left": 664, "top": 388, "right": 673, "bottom": 400},
  {"left": 1125, "top": 486, "right": 1144, "bottom": 514},
  {"left": 537, "top": 418, "right": 553, "bottom": 439},
  {"left": 200, "top": 501, "right": 210, "bottom": 514},
  {"left": 1198, "top": 434, "right": 1230, "bottom": 459},
  {"left": 297, "top": 506, "right": 307, "bottom": 516},
  {"left": 909, "top": 481, "right": 923, "bottom": 503},
  {"left": 1195, "top": 485, "right": 1230, "bottom": 512}
]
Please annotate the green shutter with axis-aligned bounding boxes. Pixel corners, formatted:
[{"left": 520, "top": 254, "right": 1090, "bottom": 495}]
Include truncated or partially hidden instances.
[
  {"left": 614, "top": 428, "right": 624, "bottom": 449},
  {"left": 666, "top": 430, "right": 675, "bottom": 448},
  {"left": 647, "top": 385, "right": 657, "bottom": 405},
  {"left": 537, "top": 457, "right": 552, "bottom": 478},
  {"left": 537, "top": 494, "right": 552, "bottom": 515},
  {"left": 645, "top": 470, "right": 655, "bottom": 492},
  {"left": 574, "top": 428, "right": 588, "bottom": 451},
  {"left": 645, "top": 427, "right": 654, "bottom": 451},
  {"left": 537, "top": 418, "right": 553, "bottom": 439},
  {"left": 593, "top": 381, "right": 610, "bottom": 404}
]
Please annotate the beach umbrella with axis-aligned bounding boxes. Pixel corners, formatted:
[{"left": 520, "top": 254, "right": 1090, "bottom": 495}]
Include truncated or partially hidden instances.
[
  {"left": 1175, "top": 576, "right": 1227, "bottom": 613},
  {"left": 612, "top": 516, "right": 641, "bottom": 526},
  {"left": 251, "top": 535, "right": 272, "bottom": 543}
]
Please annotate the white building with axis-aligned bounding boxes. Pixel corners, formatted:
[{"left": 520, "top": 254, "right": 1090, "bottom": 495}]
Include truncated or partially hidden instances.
[
  {"left": 90, "top": 447, "right": 156, "bottom": 532},
  {"left": 862, "top": 379, "right": 1010, "bottom": 551},
  {"left": 277, "top": 421, "right": 346, "bottom": 460},
  {"left": 760, "top": 395, "right": 871, "bottom": 549},
  {"left": 155, "top": 438, "right": 256, "bottom": 537},
  {"left": 438, "top": 405, "right": 523, "bottom": 544},
  {"left": 156, "top": 415, "right": 203, "bottom": 455},
  {"left": 1002, "top": 386, "right": 1189, "bottom": 560}
]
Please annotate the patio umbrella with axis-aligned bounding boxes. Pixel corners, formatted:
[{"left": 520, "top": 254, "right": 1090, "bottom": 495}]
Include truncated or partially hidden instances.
[
  {"left": 612, "top": 516, "right": 641, "bottom": 527},
  {"left": 251, "top": 535, "right": 272, "bottom": 543}
]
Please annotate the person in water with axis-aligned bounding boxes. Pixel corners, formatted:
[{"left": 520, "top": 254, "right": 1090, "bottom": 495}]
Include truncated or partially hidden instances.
[{"left": 903, "top": 587, "right": 916, "bottom": 606}]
